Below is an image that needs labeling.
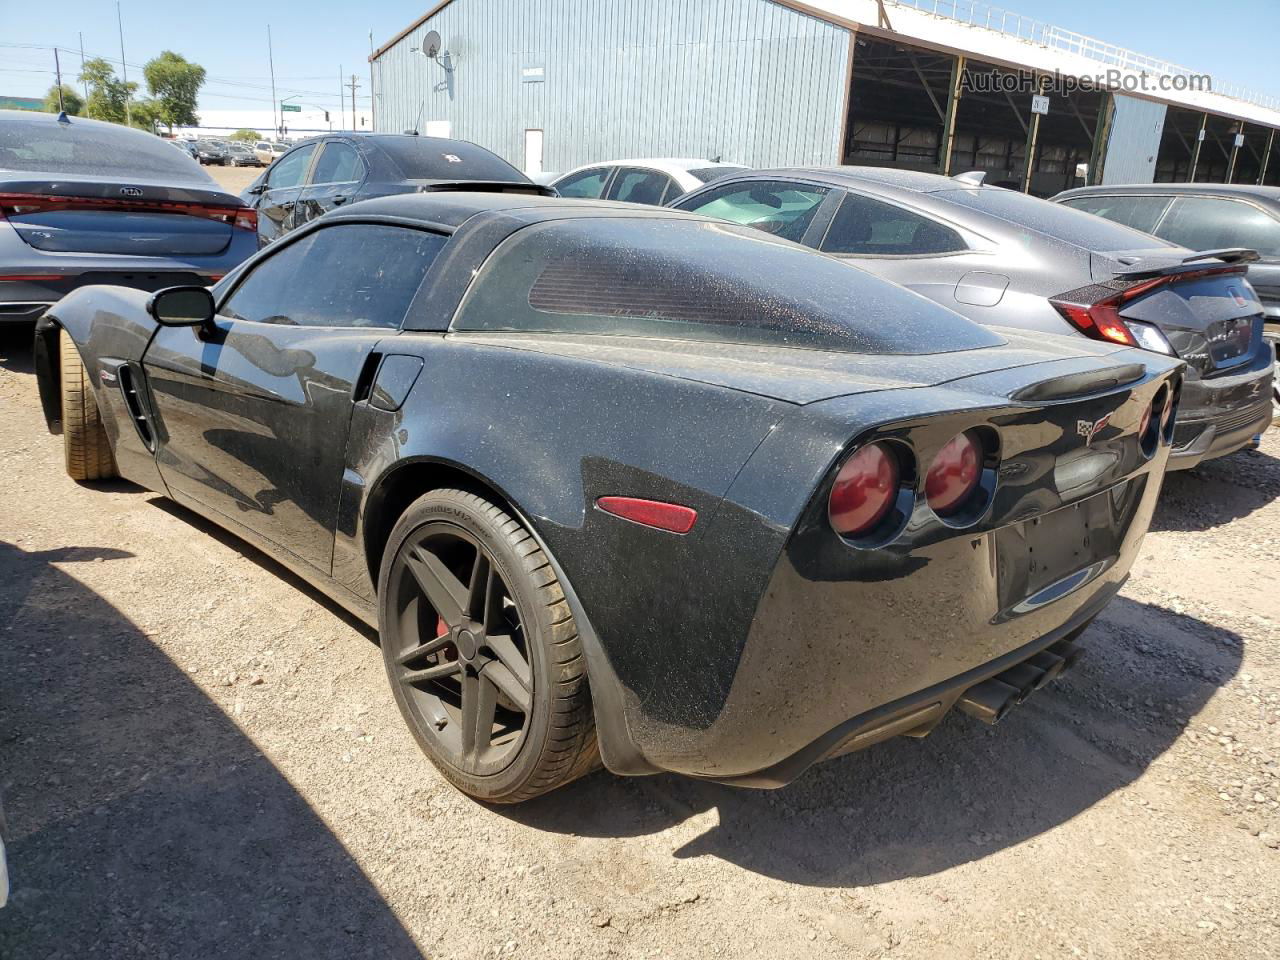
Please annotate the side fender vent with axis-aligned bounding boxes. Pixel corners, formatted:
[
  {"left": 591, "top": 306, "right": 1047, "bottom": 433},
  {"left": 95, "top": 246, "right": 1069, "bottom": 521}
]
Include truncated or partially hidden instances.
[{"left": 117, "top": 363, "right": 155, "bottom": 452}]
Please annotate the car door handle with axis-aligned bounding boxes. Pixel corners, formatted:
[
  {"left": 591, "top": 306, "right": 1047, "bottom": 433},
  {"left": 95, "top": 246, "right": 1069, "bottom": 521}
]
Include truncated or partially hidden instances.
[{"left": 332, "top": 195, "right": 348, "bottom": 205}]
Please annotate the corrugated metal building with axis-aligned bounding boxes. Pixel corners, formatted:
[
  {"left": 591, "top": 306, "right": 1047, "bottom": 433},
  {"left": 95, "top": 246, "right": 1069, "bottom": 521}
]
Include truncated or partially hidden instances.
[{"left": 370, "top": 0, "right": 1280, "bottom": 193}]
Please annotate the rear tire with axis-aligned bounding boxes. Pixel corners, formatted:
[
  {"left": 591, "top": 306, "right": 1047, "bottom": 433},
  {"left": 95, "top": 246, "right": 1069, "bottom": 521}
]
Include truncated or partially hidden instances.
[
  {"left": 59, "top": 330, "right": 117, "bottom": 481},
  {"left": 377, "top": 489, "right": 598, "bottom": 803}
]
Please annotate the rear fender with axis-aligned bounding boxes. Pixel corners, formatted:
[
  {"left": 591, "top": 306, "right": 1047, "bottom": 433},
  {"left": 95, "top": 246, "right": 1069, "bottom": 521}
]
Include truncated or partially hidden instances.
[{"left": 331, "top": 337, "right": 790, "bottom": 774}]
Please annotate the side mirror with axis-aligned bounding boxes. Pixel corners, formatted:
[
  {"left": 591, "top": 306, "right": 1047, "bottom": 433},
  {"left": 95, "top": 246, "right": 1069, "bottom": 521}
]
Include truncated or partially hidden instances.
[
  {"left": 147, "top": 286, "right": 215, "bottom": 327},
  {"left": 248, "top": 183, "right": 266, "bottom": 195}
]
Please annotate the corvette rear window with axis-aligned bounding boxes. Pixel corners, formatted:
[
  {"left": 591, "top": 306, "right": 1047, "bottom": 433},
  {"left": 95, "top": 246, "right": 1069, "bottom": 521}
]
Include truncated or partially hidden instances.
[{"left": 452, "top": 217, "right": 1003, "bottom": 354}]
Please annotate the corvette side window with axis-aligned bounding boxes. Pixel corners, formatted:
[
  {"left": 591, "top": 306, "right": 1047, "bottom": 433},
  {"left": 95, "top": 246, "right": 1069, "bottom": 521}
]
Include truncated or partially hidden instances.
[{"left": 220, "top": 224, "right": 446, "bottom": 328}]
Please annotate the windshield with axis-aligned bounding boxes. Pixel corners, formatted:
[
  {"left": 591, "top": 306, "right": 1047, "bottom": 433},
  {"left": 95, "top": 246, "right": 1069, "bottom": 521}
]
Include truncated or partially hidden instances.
[
  {"left": 0, "top": 116, "right": 206, "bottom": 180},
  {"left": 935, "top": 186, "right": 1175, "bottom": 252},
  {"left": 454, "top": 217, "right": 1003, "bottom": 355}
]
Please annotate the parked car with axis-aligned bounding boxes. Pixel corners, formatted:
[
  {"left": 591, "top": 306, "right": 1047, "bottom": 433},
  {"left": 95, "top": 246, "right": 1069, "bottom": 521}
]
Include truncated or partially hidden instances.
[
  {"left": 166, "top": 138, "right": 199, "bottom": 160},
  {"left": 194, "top": 139, "right": 230, "bottom": 166},
  {"left": 0, "top": 110, "right": 258, "bottom": 324},
  {"left": 551, "top": 158, "right": 749, "bottom": 204},
  {"left": 672, "top": 167, "right": 1272, "bottom": 470},
  {"left": 254, "top": 140, "right": 288, "bottom": 165},
  {"left": 225, "top": 141, "right": 262, "bottom": 167},
  {"left": 35, "top": 191, "right": 1181, "bottom": 802},
  {"left": 239, "top": 134, "right": 550, "bottom": 246},
  {"left": 1053, "top": 183, "right": 1280, "bottom": 420}
]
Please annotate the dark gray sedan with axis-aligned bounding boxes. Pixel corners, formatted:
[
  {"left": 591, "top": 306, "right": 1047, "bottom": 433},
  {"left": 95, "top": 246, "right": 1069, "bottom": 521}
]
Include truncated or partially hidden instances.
[
  {"left": 671, "top": 167, "right": 1273, "bottom": 469},
  {"left": 239, "top": 133, "right": 551, "bottom": 246}
]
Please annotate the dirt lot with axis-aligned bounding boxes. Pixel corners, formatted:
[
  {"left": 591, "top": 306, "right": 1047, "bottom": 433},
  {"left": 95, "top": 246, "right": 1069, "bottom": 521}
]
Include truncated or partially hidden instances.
[
  {"left": 0, "top": 320, "right": 1277, "bottom": 960},
  {"left": 206, "top": 161, "right": 262, "bottom": 195}
]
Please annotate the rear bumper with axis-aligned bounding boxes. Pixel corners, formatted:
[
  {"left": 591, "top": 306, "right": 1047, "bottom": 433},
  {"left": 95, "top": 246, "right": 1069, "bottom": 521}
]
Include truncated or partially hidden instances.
[
  {"left": 1169, "top": 354, "right": 1273, "bottom": 469},
  {"left": 705, "top": 584, "right": 1116, "bottom": 787}
]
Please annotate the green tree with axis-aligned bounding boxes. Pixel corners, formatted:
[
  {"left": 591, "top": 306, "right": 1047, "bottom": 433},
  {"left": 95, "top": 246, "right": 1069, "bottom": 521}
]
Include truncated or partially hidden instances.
[
  {"left": 79, "top": 57, "right": 135, "bottom": 123},
  {"left": 128, "top": 98, "right": 166, "bottom": 133},
  {"left": 42, "top": 84, "right": 84, "bottom": 116},
  {"left": 142, "top": 51, "right": 205, "bottom": 132},
  {"left": 228, "top": 129, "right": 261, "bottom": 143}
]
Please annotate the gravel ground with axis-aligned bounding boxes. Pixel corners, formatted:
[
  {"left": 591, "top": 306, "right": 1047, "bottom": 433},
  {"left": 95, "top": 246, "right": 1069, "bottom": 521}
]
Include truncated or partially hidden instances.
[
  {"left": 206, "top": 161, "right": 263, "bottom": 195},
  {"left": 0, "top": 322, "right": 1277, "bottom": 959}
]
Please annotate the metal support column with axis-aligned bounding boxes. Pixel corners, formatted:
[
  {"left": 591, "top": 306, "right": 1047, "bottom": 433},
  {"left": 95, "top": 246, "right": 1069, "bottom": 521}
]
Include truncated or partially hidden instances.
[
  {"left": 1022, "top": 77, "right": 1046, "bottom": 193},
  {"left": 1086, "top": 91, "right": 1114, "bottom": 186},
  {"left": 940, "top": 55, "right": 965, "bottom": 176},
  {"left": 1227, "top": 123, "right": 1244, "bottom": 183},
  {"left": 1260, "top": 128, "right": 1276, "bottom": 186},
  {"left": 1188, "top": 112, "right": 1207, "bottom": 182}
]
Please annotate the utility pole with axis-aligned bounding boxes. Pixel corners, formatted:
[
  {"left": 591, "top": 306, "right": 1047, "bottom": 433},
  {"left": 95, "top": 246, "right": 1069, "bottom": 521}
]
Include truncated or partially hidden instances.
[
  {"left": 53, "top": 48, "right": 65, "bottom": 111},
  {"left": 347, "top": 74, "right": 361, "bottom": 131},
  {"left": 368, "top": 31, "right": 376, "bottom": 132},
  {"left": 267, "top": 25, "right": 279, "bottom": 139},
  {"left": 339, "top": 66, "right": 344, "bottom": 132},
  {"left": 116, "top": 1, "right": 131, "bottom": 125},
  {"left": 78, "top": 33, "right": 88, "bottom": 102}
]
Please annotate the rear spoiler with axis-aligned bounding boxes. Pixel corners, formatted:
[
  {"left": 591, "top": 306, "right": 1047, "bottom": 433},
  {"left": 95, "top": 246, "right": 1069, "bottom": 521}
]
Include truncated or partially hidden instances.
[
  {"left": 1111, "top": 247, "right": 1259, "bottom": 279},
  {"left": 416, "top": 180, "right": 555, "bottom": 197}
]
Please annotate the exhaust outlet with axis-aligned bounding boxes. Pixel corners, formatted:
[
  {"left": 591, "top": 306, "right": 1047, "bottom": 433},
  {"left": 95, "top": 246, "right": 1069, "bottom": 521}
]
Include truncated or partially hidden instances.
[
  {"left": 1049, "top": 640, "right": 1086, "bottom": 673},
  {"left": 956, "top": 678, "right": 1021, "bottom": 725},
  {"left": 1028, "top": 651, "right": 1066, "bottom": 687},
  {"left": 996, "top": 662, "right": 1047, "bottom": 702}
]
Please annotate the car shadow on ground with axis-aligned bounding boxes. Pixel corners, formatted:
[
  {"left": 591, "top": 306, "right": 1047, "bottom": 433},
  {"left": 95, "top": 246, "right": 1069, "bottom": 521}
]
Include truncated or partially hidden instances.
[
  {"left": 146, "top": 496, "right": 379, "bottom": 643},
  {"left": 0, "top": 540, "right": 421, "bottom": 959},
  {"left": 0, "top": 326, "right": 34, "bottom": 376},
  {"left": 503, "top": 594, "right": 1239, "bottom": 888},
  {"left": 1152, "top": 445, "right": 1280, "bottom": 532}
]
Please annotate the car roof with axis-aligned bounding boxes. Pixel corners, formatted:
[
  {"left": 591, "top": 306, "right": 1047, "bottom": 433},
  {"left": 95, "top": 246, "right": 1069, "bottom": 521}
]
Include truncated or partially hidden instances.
[
  {"left": 740, "top": 165, "right": 965, "bottom": 193},
  {"left": 557, "top": 158, "right": 746, "bottom": 178},
  {"left": 327, "top": 191, "right": 719, "bottom": 230},
  {"left": 1055, "top": 182, "right": 1280, "bottom": 202}
]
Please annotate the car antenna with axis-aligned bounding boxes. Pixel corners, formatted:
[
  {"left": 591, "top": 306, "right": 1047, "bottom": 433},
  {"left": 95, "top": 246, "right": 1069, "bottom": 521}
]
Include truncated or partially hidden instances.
[{"left": 952, "top": 170, "right": 986, "bottom": 186}]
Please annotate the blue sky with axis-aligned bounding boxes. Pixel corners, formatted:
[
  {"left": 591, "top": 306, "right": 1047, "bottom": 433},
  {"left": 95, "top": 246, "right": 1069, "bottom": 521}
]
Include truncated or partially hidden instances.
[{"left": 1, "top": 0, "right": 1276, "bottom": 113}]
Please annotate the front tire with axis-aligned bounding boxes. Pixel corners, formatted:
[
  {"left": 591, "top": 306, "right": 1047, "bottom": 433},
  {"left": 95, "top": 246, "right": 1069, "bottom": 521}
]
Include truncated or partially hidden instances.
[
  {"left": 377, "top": 489, "right": 598, "bottom": 803},
  {"left": 59, "top": 331, "right": 117, "bottom": 481}
]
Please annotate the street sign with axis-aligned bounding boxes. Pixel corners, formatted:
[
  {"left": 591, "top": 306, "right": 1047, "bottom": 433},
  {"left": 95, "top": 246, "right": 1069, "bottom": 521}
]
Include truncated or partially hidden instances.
[
  {"left": 281, "top": 103, "right": 301, "bottom": 113},
  {"left": 1030, "top": 94, "right": 1050, "bottom": 116}
]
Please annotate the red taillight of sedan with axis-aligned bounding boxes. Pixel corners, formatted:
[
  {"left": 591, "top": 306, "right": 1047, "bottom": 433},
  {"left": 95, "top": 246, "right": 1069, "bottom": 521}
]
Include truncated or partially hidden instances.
[
  {"left": 925, "top": 431, "right": 983, "bottom": 516},
  {"left": 0, "top": 192, "right": 257, "bottom": 232},
  {"left": 829, "top": 442, "right": 900, "bottom": 538}
]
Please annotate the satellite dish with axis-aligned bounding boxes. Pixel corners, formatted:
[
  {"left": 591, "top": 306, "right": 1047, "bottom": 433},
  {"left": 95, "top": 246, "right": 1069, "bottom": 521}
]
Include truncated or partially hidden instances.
[{"left": 422, "top": 30, "right": 442, "bottom": 59}]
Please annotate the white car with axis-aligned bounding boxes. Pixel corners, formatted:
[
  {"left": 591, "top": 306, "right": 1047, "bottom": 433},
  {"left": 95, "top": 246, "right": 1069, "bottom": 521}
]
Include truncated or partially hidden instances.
[
  {"left": 550, "top": 158, "right": 749, "bottom": 205},
  {"left": 253, "top": 141, "right": 289, "bottom": 165}
]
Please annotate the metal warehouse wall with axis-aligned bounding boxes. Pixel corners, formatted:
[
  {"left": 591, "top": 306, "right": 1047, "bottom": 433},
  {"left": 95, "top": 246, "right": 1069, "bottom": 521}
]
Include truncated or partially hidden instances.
[
  {"left": 372, "top": 0, "right": 852, "bottom": 171},
  {"left": 1102, "top": 94, "right": 1168, "bottom": 185}
]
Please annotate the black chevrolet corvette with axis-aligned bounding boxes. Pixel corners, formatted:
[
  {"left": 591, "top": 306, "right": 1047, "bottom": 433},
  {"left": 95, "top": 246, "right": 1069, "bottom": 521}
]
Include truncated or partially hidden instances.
[{"left": 34, "top": 194, "right": 1183, "bottom": 802}]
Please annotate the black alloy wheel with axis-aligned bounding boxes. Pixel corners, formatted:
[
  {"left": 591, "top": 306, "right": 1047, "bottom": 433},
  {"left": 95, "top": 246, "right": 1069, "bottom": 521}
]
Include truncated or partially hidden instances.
[{"left": 378, "top": 489, "right": 598, "bottom": 802}]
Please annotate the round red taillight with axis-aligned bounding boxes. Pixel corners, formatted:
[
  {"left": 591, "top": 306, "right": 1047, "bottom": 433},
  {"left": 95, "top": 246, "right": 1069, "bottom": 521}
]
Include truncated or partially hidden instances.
[
  {"left": 926, "top": 431, "right": 982, "bottom": 516},
  {"left": 829, "top": 442, "right": 899, "bottom": 537}
]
